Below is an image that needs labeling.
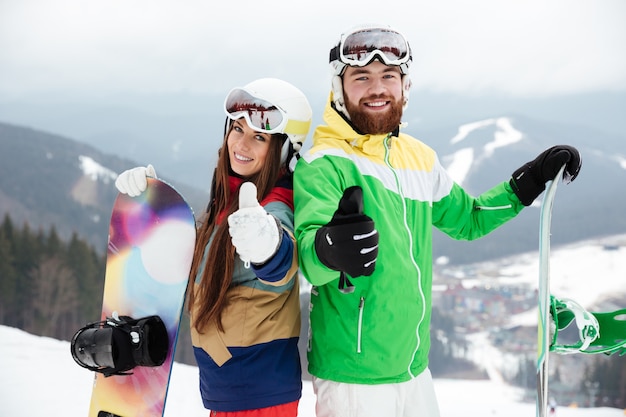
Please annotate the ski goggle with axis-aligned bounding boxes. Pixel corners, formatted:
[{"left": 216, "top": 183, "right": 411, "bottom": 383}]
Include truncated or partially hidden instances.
[
  {"left": 329, "top": 27, "right": 411, "bottom": 69},
  {"left": 224, "top": 88, "right": 287, "bottom": 134}
]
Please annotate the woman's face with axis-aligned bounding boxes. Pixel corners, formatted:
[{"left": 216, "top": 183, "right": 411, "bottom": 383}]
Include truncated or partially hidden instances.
[{"left": 226, "top": 119, "right": 272, "bottom": 177}]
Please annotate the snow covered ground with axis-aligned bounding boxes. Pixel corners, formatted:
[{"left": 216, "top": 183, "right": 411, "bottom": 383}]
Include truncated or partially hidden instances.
[{"left": 1, "top": 323, "right": 623, "bottom": 416}]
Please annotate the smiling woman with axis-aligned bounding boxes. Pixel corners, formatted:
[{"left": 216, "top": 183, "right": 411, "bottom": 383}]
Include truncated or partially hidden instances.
[{"left": 113, "top": 77, "right": 312, "bottom": 416}]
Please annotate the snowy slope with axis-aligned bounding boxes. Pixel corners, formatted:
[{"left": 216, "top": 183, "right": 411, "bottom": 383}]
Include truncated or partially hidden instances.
[
  {"left": 1, "top": 325, "right": 623, "bottom": 417},
  {"left": 2, "top": 235, "right": 625, "bottom": 416},
  {"left": 446, "top": 117, "right": 524, "bottom": 186}
]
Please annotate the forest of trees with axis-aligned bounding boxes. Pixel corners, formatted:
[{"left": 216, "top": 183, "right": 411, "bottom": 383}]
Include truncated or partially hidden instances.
[
  {"left": 508, "top": 350, "right": 626, "bottom": 408},
  {"left": 583, "top": 354, "right": 626, "bottom": 408},
  {"left": 0, "top": 214, "right": 105, "bottom": 340}
]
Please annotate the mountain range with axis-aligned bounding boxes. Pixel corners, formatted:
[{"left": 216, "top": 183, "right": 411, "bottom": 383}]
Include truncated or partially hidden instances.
[
  {"left": 427, "top": 113, "right": 626, "bottom": 264},
  {"left": 0, "top": 122, "right": 209, "bottom": 253},
  {"left": 2, "top": 90, "right": 625, "bottom": 191},
  {"left": 0, "top": 106, "right": 625, "bottom": 263}
]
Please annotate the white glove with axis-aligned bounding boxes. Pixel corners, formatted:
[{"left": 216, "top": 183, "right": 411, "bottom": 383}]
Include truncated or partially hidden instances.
[
  {"left": 228, "top": 182, "right": 281, "bottom": 266},
  {"left": 115, "top": 164, "right": 157, "bottom": 197}
]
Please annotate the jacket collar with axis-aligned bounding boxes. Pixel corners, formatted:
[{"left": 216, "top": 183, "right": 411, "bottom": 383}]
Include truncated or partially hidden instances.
[{"left": 313, "top": 94, "right": 398, "bottom": 155}]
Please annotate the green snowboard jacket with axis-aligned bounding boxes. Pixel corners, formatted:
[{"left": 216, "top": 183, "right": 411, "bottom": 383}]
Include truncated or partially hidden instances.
[{"left": 294, "top": 98, "right": 524, "bottom": 384}]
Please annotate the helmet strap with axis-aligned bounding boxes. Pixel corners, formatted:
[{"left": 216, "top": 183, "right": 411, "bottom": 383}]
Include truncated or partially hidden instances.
[
  {"left": 331, "top": 74, "right": 351, "bottom": 120},
  {"left": 402, "top": 76, "right": 412, "bottom": 111},
  {"left": 281, "top": 139, "right": 299, "bottom": 172},
  {"left": 223, "top": 116, "right": 232, "bottom": 138}
]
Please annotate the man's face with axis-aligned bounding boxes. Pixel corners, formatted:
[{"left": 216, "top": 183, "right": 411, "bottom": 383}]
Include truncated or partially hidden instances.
[{"left": 342, "top": 60, "right": 404, "bottom": 135}]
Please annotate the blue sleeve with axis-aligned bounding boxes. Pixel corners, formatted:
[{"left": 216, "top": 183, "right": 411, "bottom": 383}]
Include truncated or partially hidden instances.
[{"left": 251, "top": 229, "right": 293, "bottom": 282}]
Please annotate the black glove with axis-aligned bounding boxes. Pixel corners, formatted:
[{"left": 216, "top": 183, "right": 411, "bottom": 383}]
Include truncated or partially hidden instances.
[
  {"left": 510, "top": 145, "right": 581, "bottom": 206},
  {"left": 315, "top": 186, "right": 379, "bottom": 279}
]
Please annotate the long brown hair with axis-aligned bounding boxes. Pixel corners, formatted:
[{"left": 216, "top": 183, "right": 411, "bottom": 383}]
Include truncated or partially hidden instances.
[{"left": 187, "top": 124, "right": 288, "bottom": 333}]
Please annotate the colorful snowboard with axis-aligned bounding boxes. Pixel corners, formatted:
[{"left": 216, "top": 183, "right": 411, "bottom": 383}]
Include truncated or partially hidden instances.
[{"left": 87, "top": 178, "right": 196, "bottom": 417}]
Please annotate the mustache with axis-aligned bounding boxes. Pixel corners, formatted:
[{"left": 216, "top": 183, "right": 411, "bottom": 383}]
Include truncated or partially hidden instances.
[{"left": 359, "top": 94, "right": 395, "bottom": 104}]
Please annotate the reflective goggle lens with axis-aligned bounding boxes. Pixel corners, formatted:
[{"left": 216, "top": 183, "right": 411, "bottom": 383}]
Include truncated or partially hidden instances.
[
  {"left": 340, "top": 28, "right": 410, "bottom": 66},
  {"left": 224, "top": 89, "right": 285, "bottom": 133}
]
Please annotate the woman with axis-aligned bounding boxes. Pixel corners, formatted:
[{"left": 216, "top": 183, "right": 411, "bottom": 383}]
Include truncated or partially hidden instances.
[{"left": 115, "top": 78, "right": 312, "bottom": 416}]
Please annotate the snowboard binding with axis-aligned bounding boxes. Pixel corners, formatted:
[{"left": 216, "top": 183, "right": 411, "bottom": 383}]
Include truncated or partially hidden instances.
[
  {"left": 549, "top": 295, "right": 626, "bottom": 356},
  {"left": 71, "top": 313, "right": 169, "bottom": 377}
]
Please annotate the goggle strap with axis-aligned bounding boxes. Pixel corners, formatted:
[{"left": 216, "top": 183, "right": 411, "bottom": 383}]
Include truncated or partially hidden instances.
[
  {"left": 329, "top": 46, "right": 340, "bottom": 63},
  {"left": 284, "top": 119, "right": 311, "bottom": 136}
]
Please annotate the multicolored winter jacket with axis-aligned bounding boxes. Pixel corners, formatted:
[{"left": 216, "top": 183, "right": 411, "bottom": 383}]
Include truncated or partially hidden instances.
[
  {"left": 294, "top": 97, "right": 524, "bottom": 384},
  {"left": 190, "top": 176, "right": 301, "bottom": 412}
]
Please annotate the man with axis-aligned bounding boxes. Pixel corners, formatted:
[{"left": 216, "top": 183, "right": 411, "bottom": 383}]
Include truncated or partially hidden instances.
[{"left": 293, "top": 23, "right": 581, "bottom": 417}]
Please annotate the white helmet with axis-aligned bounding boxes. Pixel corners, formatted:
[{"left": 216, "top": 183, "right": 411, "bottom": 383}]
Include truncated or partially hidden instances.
[
  {"left": 329, "top": 23, "right": 413, "bottom": 119},
  {"left": 224, "top": 78, "right": 312, "bottom": 170}
]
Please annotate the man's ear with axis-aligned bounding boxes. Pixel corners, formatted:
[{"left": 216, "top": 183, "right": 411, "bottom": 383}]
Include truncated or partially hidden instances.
[{"left": 402, "top": 76, "right": 412, "bottom": 110}]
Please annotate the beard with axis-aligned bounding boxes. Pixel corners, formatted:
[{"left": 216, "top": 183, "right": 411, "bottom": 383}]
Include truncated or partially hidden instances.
[{"left": 344, "top": 93, "right": 403, "bottom": 135}]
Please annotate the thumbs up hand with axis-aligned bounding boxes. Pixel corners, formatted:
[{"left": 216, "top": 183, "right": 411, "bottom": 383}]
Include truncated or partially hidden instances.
[
  {"left": 228, "top": 182, "right": 282, "bottom": 265},
  {"left": 314, "top": 186, "right": 379, "bottom": 278}
]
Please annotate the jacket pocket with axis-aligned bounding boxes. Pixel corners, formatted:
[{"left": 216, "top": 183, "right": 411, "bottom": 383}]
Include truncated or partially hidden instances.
[
  {"left": 191, "top": 324, "right": 233, "bottom": 366},
  {"left": 357, "top": 297, "right": 365, "bottom": 353}
]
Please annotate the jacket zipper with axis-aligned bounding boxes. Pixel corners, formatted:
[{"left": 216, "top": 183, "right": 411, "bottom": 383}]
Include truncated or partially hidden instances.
[
  {"left": 476, "top": 204, "right": 513, "bottom": 210},
  {"left": 383, "top": 134, "right": 427, "bottom": 377},
  {"left": 357, "top": 297, "right": 364, "bottom": 353}
]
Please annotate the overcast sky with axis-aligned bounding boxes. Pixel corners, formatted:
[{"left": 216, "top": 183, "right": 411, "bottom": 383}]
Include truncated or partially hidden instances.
[{"left": 1, "top": 0, "right": 625, "bottom": 101}]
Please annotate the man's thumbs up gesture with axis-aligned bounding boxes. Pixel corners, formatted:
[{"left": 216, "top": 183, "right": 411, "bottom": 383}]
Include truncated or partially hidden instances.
[{"left": 228, "top": 182, "right": 282, "bottom": 265}]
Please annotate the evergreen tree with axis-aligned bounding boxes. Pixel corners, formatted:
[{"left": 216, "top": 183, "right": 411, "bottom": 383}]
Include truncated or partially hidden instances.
[
  {"left": 44, "top": 225, "right": 63, "bottom": 258},
  {"left": 12, "top": 222, "right": 40, "bottom": 330},
  {"left": 0, "top": 231, "right": 17, "bottom": 323},
  {"left": 66, "top": 232, "right": 105, "bottom": 323},
  {"left": 1, "top": 213, "right": 14, "bottom": 241}
]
